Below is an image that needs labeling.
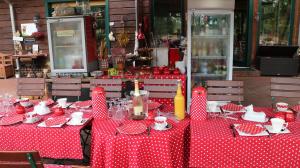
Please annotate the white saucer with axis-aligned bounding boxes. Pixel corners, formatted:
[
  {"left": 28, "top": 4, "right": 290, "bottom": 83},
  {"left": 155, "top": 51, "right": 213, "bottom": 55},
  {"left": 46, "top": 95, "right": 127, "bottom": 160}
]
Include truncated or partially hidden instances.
[
  {"left": 23, "top": 117, "right": 41, "bottom": 124},
  {"left": 264, "top": 125, "right": 291, "bottom": 134},
  {"left": 21, "top": 102, "right": 33, "bottom": 108},
  {"left": 66, "top": 118, "right": 89, "bottom": 126},
  {"left": 241, "top": 114, "right": 269, "bottom": 123},
  {"left": 151, "top": 123, "right": 172, "bottom": 131}
]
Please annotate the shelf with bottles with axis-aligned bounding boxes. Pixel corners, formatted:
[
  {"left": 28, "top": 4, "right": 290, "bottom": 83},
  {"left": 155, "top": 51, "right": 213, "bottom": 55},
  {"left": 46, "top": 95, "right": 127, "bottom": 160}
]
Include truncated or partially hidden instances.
[
  {"left": 191, "top": 56, "right": 226, "bottom": 59},
  {"left": 192, "top": 14, "right": 230, "bottom": 36},
  {"left": 191, "top": 59, "right": 227, "bottom": 75},
  {"left": 192, "top": 35, "right": 229, "bottom": 39}
]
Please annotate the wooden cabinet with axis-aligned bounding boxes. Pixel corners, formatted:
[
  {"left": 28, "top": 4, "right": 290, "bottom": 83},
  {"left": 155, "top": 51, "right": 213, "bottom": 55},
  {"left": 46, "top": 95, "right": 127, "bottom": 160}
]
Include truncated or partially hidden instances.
[{"left": 0, "top": 53, "right": 14, "bottom": 79}]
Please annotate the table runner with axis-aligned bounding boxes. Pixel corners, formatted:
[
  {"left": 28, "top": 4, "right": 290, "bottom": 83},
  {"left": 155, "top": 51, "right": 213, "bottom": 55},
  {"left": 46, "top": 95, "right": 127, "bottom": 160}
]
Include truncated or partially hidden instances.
[
  {"left": 190, "top": 107, "right": 300, "bottom": 167},
  {"left": 90, "top": 118, "right": 190, "bottom": 168},
  {"left": 0, "top": 108, "right": 92, "bottom": 159}
]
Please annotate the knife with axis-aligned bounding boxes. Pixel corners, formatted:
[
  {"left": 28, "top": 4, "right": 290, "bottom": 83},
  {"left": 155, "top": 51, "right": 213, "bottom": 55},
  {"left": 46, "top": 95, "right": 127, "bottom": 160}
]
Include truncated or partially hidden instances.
[
  {"left": 263, "top": 125, "right": 271, "bottom": 138},
  {"left": 230, "top": 124, "right": 236, "bottom": 137}
]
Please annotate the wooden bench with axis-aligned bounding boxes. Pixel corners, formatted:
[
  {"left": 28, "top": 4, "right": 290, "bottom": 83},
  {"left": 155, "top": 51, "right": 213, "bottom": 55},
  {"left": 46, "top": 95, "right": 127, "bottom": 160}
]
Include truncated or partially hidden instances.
[
  {"left": 206, "top": 80, "right": 244, "bottom": 103},
  {"left": 17, "top": 78, "right": 45, "bottom": 98}
]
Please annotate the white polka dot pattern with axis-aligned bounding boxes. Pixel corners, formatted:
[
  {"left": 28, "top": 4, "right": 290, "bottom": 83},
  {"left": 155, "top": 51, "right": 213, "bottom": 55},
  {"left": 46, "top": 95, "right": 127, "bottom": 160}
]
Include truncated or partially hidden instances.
[
  {"left": 190, "top": 107, "right": 300, "bottom": 167},
  {"left": 0, "top": 108, "right": 93, "bottom": 159},
  {"left": 92, "top": 87, "right": 108, "bottom": 120},
  {"left": 190, "top": 87, "right": 207, "bottom": 120},
  {"left": 90, "top": 118, "right": 190, "bottom": 168}
]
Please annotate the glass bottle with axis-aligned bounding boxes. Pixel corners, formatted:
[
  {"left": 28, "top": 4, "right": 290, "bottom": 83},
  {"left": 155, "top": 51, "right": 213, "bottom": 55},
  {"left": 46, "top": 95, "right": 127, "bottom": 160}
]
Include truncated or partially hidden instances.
[
  {"left": 132, "top": 80, "right": 144, "bottom": 119},
  {"left": 174, "top": 80, "right": 185, "bottom": 120}
]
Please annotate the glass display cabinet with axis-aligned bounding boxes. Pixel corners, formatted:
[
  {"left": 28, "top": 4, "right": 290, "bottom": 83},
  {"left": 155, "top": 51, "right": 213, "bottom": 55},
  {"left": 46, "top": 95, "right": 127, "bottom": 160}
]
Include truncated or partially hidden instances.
[
  {"left": 187, "top": 10, "right": 234, "bottom": 105},
  {"left": 47, "top": 16, "right": 98, "bottom": 76}
]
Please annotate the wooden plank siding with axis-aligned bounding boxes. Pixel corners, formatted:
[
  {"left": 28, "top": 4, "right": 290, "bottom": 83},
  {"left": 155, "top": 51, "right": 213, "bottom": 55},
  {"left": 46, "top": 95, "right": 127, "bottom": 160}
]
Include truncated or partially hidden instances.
[{"left": 0, "top": 0, "right": 48, "bottom": 54}]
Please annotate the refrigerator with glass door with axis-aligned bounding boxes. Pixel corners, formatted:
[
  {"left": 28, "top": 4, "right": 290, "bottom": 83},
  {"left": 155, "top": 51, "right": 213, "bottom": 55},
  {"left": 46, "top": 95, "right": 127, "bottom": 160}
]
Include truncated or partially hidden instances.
[{"left": 187, "top": 10, "right": 234, "bottom": 107}]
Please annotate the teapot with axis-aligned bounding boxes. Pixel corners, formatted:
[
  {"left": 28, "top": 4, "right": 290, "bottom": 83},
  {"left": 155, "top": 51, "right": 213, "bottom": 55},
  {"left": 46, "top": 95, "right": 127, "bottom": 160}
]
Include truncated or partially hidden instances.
[
  {"left": 34, "top": 101, "right": 51, "bottom": 115},
  {"left": 15, "top": 105, "right": 26, "bottom": 114},
  {"left": 54, "top": 107, "right": 64, "bottom": 116}
]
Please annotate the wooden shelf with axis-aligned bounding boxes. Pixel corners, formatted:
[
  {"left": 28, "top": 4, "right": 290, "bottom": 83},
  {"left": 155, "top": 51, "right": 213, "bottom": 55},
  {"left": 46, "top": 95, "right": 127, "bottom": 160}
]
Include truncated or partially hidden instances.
[{"left": 12, "top": 53, "right": 47, "bottom": 58}]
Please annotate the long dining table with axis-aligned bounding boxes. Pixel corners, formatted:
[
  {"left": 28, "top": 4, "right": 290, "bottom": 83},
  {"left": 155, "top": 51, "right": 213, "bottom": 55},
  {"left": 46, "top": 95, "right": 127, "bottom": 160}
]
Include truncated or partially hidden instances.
[
  {"left": 0, "top": 103, "right": 92, "bottom": 160},
  {"left": 189, "top": 107, "right": 300, "bottom": 167},
  {"left": 90, "top": 116, "right": 190, "bottom": 168}
]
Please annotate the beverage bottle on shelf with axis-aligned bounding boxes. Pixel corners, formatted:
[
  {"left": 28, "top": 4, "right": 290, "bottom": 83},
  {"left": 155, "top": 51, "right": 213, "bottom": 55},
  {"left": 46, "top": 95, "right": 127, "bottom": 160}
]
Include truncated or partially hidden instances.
[
  {"left": 132, "top": 79, "right": 144, "bottom": 117},
  {"left": 174, "top": 80, "right": 185, "bottom": 120}
]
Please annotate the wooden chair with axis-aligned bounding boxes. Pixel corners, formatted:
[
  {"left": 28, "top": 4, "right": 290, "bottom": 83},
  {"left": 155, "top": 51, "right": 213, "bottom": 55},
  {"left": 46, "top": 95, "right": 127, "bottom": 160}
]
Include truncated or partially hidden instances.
[
  {"left": 52, "top": 78, "right": 82, "bottom": 101},
  {"left": 17, "top": 78, "right": 45, "bottom": 98},
  {"left": 0, "top": 151, "right": 90, "bottom": 168},
  {"left": 270, "top": 77, "right": 300, "bottom": 105},
  {"left": 0, "top": 151, "right": 43, "bottom": 168},
  {"left": 90, "top": 79, "right": 122, "bottom": 98},
  {"left": 144, "top": 79, "right": 179, "bottom": 99},
  {"left": 206, "top": 80, "right": 244, "bottom": 103}
]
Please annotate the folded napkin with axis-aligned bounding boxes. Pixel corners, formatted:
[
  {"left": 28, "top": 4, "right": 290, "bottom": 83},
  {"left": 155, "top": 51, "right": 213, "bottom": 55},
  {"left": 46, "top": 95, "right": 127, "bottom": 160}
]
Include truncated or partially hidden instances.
[
  {"left": 222, "top": 103, "right": 244, "bottom": 111},
  {"left": 44, "top": 116, "right": 68, "bottom": 127},
  {"left": 73, "top": 100, "right": 92, "bottom": 108},
  {"left": 117, "top": 122, "right": 147, "bottom": 135},
  {"left": 236, "top": 124, "right": 265, "bottom": 135},
  {"left": 0, "top": 115, "right": 24, "bottom": 125}
]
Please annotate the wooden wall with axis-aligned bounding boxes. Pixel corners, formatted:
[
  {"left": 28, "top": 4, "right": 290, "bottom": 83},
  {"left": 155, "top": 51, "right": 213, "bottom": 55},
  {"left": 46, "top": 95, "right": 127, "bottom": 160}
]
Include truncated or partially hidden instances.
[
  {"left": 0, "top": 0, "right": 48, "bottom": 54},
  {"left": 109, "top": 0, "right": 151, "bottom": 52},
  {"left": 292, "top": 0, "right": 300, "bottom": 45}
]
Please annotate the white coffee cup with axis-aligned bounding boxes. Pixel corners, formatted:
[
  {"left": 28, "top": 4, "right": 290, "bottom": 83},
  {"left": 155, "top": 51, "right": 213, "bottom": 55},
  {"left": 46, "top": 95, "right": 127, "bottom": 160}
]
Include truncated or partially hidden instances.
[
  {"left": 271, "top": 118, "right": 288, "bottom": 133},
  {"left": 57, "top": 98, "right": 67, "bottom": 108},
  {"left": 25, "top": 111, "right": 36, "bottom": 122},
  {"left": 71, "top": 112, "right": 83, "bottom": 124},
  {"left": 154, "top": 116, "right": 167, "bottom": 130}
]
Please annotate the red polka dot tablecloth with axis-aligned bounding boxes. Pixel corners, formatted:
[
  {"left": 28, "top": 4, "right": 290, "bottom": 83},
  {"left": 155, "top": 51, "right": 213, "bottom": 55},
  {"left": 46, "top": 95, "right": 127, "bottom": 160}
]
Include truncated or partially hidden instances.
[
  {"left": 0, "top": 108, "right": 92, "bottom": 159},
  {"left": 90, "top": 118, "right": 190, "bottom": 168},
  {"left": 189, "top": 107, "right": 300, "bottom": 168}
]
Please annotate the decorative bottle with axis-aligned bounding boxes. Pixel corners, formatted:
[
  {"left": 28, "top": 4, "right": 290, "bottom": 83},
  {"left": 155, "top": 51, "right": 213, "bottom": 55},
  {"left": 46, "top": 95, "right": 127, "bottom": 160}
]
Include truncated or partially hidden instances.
[
  {"left": 174, "top": 80, "right": 185, "bottom": 120},
  {"left": 132, "top": 80, "right": 144, "bottom": 119}
]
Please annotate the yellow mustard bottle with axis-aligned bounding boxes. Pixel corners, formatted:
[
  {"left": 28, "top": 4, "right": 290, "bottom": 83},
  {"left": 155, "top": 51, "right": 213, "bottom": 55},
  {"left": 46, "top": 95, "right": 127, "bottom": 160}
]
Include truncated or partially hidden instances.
[{"left": 174, "top": 80, "right": 185, "bottom": 120}]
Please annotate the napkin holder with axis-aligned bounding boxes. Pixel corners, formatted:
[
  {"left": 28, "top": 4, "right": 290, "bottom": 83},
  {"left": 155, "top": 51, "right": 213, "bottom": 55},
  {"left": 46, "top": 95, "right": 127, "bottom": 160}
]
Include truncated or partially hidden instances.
[{"left": 243, "top": 105, "right": 267, "bottom": 122}]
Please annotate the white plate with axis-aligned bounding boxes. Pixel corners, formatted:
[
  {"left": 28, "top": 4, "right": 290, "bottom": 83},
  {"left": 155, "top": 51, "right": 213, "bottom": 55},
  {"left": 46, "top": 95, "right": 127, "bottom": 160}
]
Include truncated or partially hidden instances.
[
  {"left": 23, "top": 117, "right": 41, "bottom": 124},
  {"left": 66, "top": 118, "right": 90, "bottom": 126},
  {"left": 37, "top": 118, "right": 70, "bottom": 128},
  {"left": 52, "top": 103, "right": 72, "bottom": 109},
  {"left": 264, "top": 125, "right": 291, "bottom": 134},
  {"left": 241, "top": 114, "right": 269, "bottom": 123},
  {"left": 151, "top": 123, "right": 172, "bottom": 131},
  {"left": 234, "top": 124, "right": 269, "bottom": 136}
]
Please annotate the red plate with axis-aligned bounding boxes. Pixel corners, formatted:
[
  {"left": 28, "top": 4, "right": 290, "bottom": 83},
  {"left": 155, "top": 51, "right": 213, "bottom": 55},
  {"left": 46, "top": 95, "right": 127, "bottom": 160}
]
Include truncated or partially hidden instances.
[
  {"left": 117, "top": 122, "right": 147, "bottom": 135},
  {"left": 236, "top": 124, "right": 266, "bottom": 135},
  {"left": 0, "top": 115, "right": 24, "bottom": 126}
]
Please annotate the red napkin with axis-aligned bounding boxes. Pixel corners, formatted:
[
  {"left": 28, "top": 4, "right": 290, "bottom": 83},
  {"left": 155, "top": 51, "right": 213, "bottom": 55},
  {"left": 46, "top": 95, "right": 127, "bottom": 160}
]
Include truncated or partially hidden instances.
[
  {"left": 0, "top": 115, "right": 24, "bottom": 126},
  {"left": 117, "top": 123, "right": 147, "bottom": 135},
  {"left": 222, "top": 103, "right": 244, "bottom": 111},
  {"left": 148, "top": 101, "right": 161, "bottom": 110},
  {"left": 73, "top": 100, "right": 92, "bottom": 108},
  {"left": 44, "top": 116, "right": 68, "bottom": 127},
  {"left": 291, "top": 105, "right": 300, "bottom": 113},
  {"left": 236, "top": 124, "right": 265, "bottom": 135}
]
